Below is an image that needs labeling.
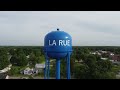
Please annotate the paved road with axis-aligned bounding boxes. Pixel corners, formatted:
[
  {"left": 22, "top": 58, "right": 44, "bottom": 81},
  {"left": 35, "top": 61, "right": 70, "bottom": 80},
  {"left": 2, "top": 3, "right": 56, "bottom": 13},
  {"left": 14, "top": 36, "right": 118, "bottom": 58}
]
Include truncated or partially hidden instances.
[{"left": 9, "top": 76, "right": 55, "bottom": 79}]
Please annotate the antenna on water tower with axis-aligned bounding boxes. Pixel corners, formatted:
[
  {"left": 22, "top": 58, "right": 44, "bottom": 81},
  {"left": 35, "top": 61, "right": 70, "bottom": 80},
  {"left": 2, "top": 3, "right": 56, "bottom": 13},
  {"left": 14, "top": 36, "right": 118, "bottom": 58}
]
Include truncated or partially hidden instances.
[{"left": 57, "top": 28, "right": 59, "bottom": 31}]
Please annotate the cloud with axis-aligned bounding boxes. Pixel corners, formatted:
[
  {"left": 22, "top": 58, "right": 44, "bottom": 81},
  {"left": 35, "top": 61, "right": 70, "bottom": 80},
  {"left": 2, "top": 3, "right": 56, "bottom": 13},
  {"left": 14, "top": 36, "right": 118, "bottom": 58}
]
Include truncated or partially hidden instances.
[{"left": 0, "top": 11, "right": 120, "bottom": 46}]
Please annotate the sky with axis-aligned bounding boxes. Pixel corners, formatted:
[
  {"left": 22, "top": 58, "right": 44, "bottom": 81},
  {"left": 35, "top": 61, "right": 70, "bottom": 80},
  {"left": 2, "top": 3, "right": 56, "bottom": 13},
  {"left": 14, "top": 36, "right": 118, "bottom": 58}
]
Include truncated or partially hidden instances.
[{"left": 0, "top": 11, "right": 120, "bottom": 46}]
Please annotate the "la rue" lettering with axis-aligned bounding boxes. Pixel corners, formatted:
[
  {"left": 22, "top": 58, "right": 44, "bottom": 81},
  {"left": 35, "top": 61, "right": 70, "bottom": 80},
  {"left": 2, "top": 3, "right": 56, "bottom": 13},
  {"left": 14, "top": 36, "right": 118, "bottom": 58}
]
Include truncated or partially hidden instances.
[{"left": 49, "top": 40, "right": 70, "bottom": 46}]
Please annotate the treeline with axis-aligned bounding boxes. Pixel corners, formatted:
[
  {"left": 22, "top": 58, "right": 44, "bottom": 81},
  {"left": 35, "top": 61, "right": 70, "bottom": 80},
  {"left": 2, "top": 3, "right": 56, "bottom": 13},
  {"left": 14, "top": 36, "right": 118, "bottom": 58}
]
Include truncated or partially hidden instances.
[
  {"left": 0, "top": 46, "right": 44, "bottom": 70},
  {"left": 50, "top": 54, "right": 116, "bottom": 79},
  {"left": 50, "top": 46, "right": 120, "bottom": 79},
  {"left": 73, "top": 46, "right": 120, "bottom": 54},
  {"left": 0, "top": 46, "right": 120, "bottom": 79}
]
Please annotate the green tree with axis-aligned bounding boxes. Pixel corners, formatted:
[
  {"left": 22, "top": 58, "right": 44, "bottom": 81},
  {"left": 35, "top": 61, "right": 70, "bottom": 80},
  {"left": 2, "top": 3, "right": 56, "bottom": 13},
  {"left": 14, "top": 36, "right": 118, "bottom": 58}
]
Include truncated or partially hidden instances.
[
  {"left": 0, "top": 48, "right": 8, "bottom": 55},
  {"left": 17, "top": 53, "right": 28, "bottom": 66},
  {"left": 50, "top": 59, "right": 66, "bottom": 78},
  {"left": 83, "top": 48, "right": 90, "bottom": 54},
  {"left": 74, "top": 54, "right": 116, "bottom": 79},
  {"left": 10, "top": 54, "right": 18, "bottom": 66},
  {"left": 50, "top": 60, "right": 56, "bottom": 77},
  {"left": 9, "top": 49, "right": 16, "bottom": 55},
  {"left": 22, "top": 48, "right": 32, "bottom": 56},
  {"left": 0, "top": 48, "right": 10, "bottom": 70},
  {"left": 0, "top": 54, "right": 10, "bottom": 70},
  {"left": 97, "top": 60, "right": 113, "bottom": 73},
  {"left": 70, "top": 57, "right": 75, "bottom": 77},
  {"left": 29, "top": 53, "right": 36, "bottom": 66},
  {"left": 83, "top": 55, "right": 96, "bottom": 68},
  {"left": 60, "top": 59, "right": 66, "bottom": 78},
  {"left": 10, "top": 53, "right": 28, "bottom": 66},
  {"left": 8, "top": 66, "right": 20, "bottom": 75},
  {"left": 80, "top": 53, "right": 88, "bottom": 61},
  {"left": 74, "top": 64, "right": 89, "bottom": 79},
  {"left": 33, "top": 49, "right": 41, "bottom": 56},
  {"left": 29, "top": 76, "right": 34, "bottom": 79},
  {"left": 29, "top": 52, "right": 45, "bottom": 66},
  {"left": 16, "top": 49, "right": 25, "bottom": 55},
  {"left": 39, "top": 55, "right": 45, "bottom": 63}
]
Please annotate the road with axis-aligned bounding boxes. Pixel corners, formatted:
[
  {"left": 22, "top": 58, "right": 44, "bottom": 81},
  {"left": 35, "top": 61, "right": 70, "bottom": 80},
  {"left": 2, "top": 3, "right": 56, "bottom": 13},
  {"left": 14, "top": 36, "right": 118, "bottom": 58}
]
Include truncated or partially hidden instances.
[{"left": 9, "top": 76, "right": 55, "bottom": 79}]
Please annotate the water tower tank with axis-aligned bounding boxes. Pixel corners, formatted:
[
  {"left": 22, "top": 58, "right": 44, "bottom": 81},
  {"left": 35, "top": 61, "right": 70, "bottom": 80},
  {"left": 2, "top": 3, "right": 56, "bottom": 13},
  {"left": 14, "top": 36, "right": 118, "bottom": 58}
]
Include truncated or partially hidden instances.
[{"left": 44, "top": 28, "right": 72, "bottom": 59}]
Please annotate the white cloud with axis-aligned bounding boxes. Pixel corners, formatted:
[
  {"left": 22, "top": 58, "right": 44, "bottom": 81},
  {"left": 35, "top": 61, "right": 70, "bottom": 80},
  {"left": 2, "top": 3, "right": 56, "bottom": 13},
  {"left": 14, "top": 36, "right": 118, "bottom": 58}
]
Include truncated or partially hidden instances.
[{"left": 0, "top": 11, "right": 120, "bottom": 46}]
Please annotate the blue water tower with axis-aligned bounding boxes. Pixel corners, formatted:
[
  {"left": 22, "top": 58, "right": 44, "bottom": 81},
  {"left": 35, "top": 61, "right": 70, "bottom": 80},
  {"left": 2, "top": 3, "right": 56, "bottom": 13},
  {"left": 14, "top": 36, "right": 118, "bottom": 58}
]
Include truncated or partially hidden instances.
[{"left": 44, "top": 28, "right": 72, "bottom": 79}]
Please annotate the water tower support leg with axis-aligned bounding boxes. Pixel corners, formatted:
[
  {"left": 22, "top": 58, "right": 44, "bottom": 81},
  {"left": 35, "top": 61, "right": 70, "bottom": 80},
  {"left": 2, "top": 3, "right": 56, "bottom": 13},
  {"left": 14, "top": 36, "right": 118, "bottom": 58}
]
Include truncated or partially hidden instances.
[
  {"left": 56, "top": 59, "right": 60, "bottom": 79},
  {"left": 44, "top": 58, "right": 47, "bottom": 79},
  {"left": 44, "top": 53, "right": 48, "bottom": 79},
  {"left": 67, "top": 52, "right": 70, "bottom": 79}
]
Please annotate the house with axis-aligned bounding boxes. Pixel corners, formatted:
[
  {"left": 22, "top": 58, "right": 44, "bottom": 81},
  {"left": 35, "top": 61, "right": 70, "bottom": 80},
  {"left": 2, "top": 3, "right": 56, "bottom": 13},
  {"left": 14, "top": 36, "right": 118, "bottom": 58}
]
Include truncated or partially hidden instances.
[
  {"left": 109, "top": 53, "right": 114, "bottom": 56},
  {"left": 22, "top": 67, "right": 33, "bottom": 75},
  {"left": 101, "top": 58, "right": 108, "bottom": 60},
  {"left": 21, "top": 64, "right": 46, "bottom": 75},
  {"left": 90, "top": 51, "right": 101, "bottom": 56},
  {"left": 21, "top": 67, "right": 39, "bottom": 75},
  {"left": 90, "top": 52, "right": 96, "bottom": 55},
  {"left": 109, "top": 55, "right": 120, "bottom": 62},
  {"left": 100, "top": 51, "right": 107, "bottom": 54},
  {"left": 97, "top": 52, "right": 101, "bottom": 56}
]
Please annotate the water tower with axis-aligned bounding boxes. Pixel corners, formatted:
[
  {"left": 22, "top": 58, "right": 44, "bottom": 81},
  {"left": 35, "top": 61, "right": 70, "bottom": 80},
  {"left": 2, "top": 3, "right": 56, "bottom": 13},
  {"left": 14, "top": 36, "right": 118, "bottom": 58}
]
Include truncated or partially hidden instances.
[{"left": 44, "top": 28, "right": 72, "bottom": 79}]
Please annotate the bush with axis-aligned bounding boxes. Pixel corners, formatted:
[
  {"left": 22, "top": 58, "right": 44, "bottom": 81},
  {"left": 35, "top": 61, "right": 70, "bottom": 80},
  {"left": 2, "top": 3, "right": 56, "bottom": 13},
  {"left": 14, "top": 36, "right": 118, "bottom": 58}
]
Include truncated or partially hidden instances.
[
  {"left": 8, "top": 66, "right": 21, "bottom": 75},
  {"left": 28, "top": 76, "right": 34, "bottom": 79}
]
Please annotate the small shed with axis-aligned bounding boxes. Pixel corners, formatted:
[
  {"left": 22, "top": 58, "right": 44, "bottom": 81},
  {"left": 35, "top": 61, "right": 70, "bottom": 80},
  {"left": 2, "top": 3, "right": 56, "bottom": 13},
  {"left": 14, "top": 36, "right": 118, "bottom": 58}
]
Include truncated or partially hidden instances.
[
  {"left": 35, "top": 64, "right": 45, "bottom": 69},
  {"left": 35, "top": 64, "right": 45, "bottom": 73}
]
